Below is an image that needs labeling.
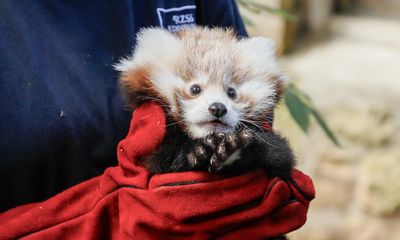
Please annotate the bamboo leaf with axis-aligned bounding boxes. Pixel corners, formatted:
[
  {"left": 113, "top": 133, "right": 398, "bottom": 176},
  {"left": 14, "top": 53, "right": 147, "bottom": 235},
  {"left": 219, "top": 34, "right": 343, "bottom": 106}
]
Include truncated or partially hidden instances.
[
  {"left": 308, "top": 107, "right": 341, "bottom": 147},
  {"left": 285, "top": 84, "right": 341, "bottom": 146},
  {"left": 236, "top": 0, "right": 297, "bottom": 21},
  {"left": 284, "top": 87, "right": 311, "bottom": 133},
  {"left": 247, "top": 1, "right": 297, "bottom": 21}
]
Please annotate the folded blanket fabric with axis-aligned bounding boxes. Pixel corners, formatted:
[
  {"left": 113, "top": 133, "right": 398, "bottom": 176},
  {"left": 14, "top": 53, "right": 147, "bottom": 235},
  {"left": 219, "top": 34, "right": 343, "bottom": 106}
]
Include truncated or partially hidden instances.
[{"left": 0, "top": 102, "right": 315, "bottom": 240}]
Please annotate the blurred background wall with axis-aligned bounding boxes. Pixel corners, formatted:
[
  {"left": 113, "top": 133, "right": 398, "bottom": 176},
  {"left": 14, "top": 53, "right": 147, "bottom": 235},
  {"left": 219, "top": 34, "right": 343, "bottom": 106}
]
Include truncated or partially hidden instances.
[{"left": 237, "top": 1, "right": 400, "bottom": 239}]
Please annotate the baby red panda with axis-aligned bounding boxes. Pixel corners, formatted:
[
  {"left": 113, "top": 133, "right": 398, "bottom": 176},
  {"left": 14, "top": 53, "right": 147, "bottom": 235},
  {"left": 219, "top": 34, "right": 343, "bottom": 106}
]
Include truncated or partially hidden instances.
[{"left": 115, "top": 27, "right": 294, "bottom": 178}]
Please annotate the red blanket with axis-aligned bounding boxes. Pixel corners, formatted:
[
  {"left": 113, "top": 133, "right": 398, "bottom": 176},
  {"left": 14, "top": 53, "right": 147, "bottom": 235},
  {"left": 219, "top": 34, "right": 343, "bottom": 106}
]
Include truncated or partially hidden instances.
[{"left": 0, "top": 102, "right": 314, "bottom": 239}]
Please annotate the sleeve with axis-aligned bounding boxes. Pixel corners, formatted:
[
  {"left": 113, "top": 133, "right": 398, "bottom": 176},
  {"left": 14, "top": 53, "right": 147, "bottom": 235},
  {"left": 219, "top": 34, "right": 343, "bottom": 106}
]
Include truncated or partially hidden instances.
[{"left": 195, "top": 0, "right": 248, "bottom": 37}]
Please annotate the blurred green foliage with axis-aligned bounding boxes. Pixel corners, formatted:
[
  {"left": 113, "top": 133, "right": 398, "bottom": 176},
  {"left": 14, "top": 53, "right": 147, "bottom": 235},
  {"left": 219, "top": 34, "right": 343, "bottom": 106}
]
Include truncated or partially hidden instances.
[
  {"left": 284, "top": 84, "right": 340, "bottom": 146},
  {"left": 237, "top": 0, "right": 297, "bottom": 25}
]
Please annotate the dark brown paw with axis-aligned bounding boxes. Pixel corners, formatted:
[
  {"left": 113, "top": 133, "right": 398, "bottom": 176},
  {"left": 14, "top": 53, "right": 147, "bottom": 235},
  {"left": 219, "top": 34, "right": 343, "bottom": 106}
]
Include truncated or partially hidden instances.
[
  {"left": 203, "top": 134, "right": 220, "bottom": 151},
  {"left": 208, "top": 129, "right": 253, "bottom": 172},
  {"left": 187, "top": 143, "right": 208, "bottom": 168},
  {"left": 187, "top": 134, "right": 222, "bottom": 168}
]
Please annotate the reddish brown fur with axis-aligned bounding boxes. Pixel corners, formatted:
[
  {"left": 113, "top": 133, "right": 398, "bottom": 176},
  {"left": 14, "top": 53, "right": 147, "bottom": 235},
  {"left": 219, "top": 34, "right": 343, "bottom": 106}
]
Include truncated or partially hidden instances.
[
  {"left": 174, "top": 28, "right": 240, "bottom": 86},
  {"left": 237, "top": 95, "right": 254, "bottom": 114},
  {"left": 118, "top": 27, "right": 285, "bottom": 133},
  {"left": 120, "top": 66, "right": 165, "bottom": 107},
  {"left": 172, "top": 88, "right": 188, "bottom": 130},
  {"left": 179, "top": 88, "right": 198, "bottom": 100},
  {"left": 268, "top": 73, "right": 285, "bottom": 103}
]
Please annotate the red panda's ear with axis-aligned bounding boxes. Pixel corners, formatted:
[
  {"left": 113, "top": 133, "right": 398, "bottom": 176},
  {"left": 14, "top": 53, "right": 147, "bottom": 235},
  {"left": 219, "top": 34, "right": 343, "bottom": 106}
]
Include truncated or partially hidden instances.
[
  {"left": 269, "top": 72, "right": 288, "bottom": 104},
  {"left": 238, "top": 37, "right": 288, "bottom": 104},
  {"left": 115, "top": 28, "right": 181, "bottom": 73},
  {"left": 238, "top": 37, "right": 277, "bottom": 64},
  {"left": 115, "top": 28, "right": 181, "bottom": 108},
  {"left": 119, "top": 66, "right": 161, "bottom": 108}
]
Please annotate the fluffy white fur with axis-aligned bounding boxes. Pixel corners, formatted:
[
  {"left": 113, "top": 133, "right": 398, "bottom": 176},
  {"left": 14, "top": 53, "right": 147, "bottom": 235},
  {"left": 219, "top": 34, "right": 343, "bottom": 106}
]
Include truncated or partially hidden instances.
[
  {"left": 115, "top": 28, "right": 182, "bottom": 71},
  {"left": 116, "top": 27, "right": 287, "bottom": 139},
  {"left": 182, "top": 84, "right": 240, "bottom": 137}
]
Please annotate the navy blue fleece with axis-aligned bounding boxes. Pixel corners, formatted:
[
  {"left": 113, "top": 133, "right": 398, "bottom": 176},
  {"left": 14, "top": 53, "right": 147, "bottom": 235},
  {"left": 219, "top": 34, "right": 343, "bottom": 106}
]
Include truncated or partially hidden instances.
[{"left": 0, "top": 0, "right": 246, "bottom": 211}]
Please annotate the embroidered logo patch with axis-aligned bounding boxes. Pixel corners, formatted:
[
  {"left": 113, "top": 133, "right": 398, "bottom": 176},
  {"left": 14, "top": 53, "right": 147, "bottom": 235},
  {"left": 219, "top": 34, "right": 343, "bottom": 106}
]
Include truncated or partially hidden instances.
[{"left": 157, "top": 5, "right": 196, "bottom": 32}]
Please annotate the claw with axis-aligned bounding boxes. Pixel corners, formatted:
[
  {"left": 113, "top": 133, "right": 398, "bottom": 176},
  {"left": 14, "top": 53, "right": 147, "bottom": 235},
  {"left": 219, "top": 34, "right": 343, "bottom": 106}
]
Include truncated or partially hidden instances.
[
  {"left": 187, "top": 153, "right": 198, "bottom": 167},
  {"left": 210, "top": 154, "right": 217, "bottom": 165},
  {"left": 208, "top": 155, "right": 219, "bottom": 173},
  {"left": 194, "top": 145, "right": 206, "bottom": 157},
  {"left": 208, "top": 164, "right": 222, "bottom": 173},
  {"left": 216, "top": 132, "right": 225, "bottom": 139},
  {"left": 239, "top": 129, "right": 252, "bottom": 145},
  {"left": 217, "top": 144, "right": 227, "bottom": 159},
  {"left": 204, "top": 136, "right": 217, "bottom": 150},
  {"left": 226, "top": 133, "right": 239, "bottom": 149}
]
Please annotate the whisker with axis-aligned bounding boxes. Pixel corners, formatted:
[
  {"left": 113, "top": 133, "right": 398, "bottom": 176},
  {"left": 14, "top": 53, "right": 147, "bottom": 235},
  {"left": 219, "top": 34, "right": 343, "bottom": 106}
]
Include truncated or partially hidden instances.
[
  {"left": 240, "top": 123, "right": 275, "bottom": 147},
  {"left": 238, "top": 119, "right": 277, "bottom": 147},
  {"left": 165, "top": 120, "right": 185, "bottom": 127}
]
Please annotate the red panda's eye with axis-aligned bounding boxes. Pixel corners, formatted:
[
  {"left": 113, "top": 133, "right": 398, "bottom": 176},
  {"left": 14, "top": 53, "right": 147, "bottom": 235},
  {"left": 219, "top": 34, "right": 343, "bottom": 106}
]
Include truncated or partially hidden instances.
[
  {"left": 227, "top": 87, "right": 237, "bottom": 99},
  {"left": 190, "top": 84, "right": 202, "bottom": 95}
]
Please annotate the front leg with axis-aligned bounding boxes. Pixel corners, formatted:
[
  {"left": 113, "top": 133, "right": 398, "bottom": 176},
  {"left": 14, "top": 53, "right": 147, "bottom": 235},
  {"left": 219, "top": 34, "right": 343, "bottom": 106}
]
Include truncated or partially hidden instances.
[
  {"left": 242, "top": 130, "right": 295, "bottom": 178},
  {"left": 144, "top": 124, "right": 215, "bottom": 173},
  {"left": 208, "top": 130, "right": 253, "bottom": 172},
  {"left": 186, "top": 135, "right": 219, "bottom": 169},
  {"left": 207, "top": 129, "right": 295, "bottom": 178},
  {"left": 148, "top": 133, "right": 227, "bottom": 173}
]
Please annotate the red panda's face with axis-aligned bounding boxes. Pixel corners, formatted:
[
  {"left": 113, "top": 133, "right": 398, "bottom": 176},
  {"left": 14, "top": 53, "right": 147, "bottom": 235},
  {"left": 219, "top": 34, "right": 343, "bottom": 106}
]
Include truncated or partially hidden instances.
[{"left": 116, "top": 27, "right": 286, "bottom": 139}]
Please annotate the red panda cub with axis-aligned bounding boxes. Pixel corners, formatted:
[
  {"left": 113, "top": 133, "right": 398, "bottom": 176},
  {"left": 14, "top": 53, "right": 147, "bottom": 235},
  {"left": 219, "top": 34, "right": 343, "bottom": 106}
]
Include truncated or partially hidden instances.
[{"left": 116, "top": 27, "right": 295, "bottom": 178}]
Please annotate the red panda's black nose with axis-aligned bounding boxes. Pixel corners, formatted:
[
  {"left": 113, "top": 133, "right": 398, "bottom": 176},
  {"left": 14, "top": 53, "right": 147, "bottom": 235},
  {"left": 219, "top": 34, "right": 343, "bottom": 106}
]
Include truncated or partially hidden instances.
[{"left": 208, "top": 102, "right": 227, "bottom": 118}]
